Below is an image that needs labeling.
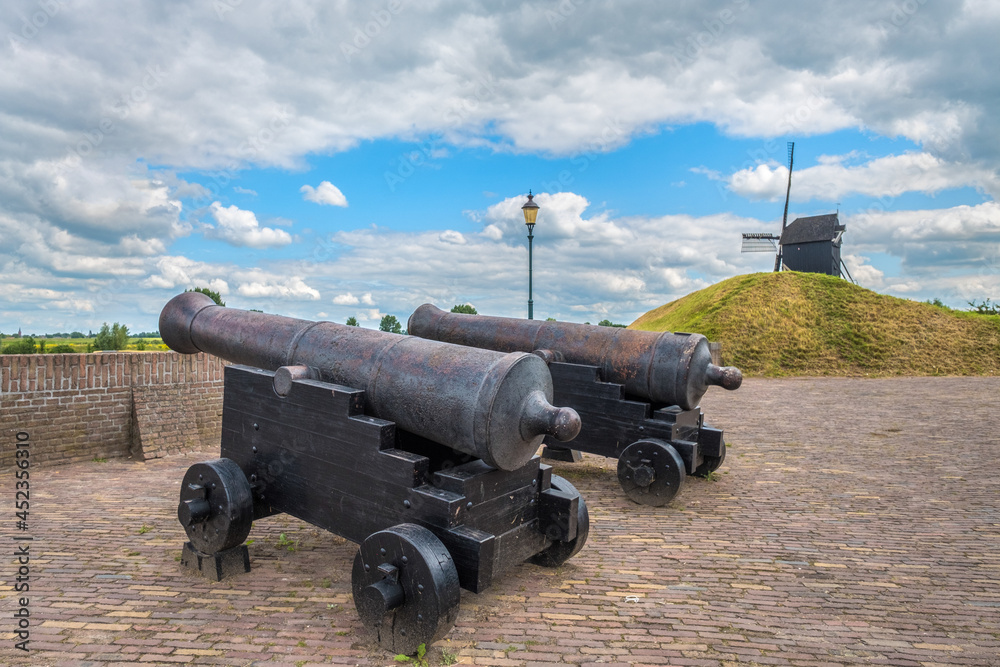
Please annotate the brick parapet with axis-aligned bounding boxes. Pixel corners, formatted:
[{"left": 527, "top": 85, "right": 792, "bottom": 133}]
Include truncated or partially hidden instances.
[{"left": 1, "top": 352, "right": 227, "bottom": 468}]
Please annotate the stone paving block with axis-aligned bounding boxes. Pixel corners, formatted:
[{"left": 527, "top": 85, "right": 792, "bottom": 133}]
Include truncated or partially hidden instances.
[{"left": 1, "top": 377, "right": 999, "bottom": 666}]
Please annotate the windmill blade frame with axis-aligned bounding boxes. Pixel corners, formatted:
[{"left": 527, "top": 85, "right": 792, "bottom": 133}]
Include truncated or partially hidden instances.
[{"left": 741, "top": 233, "right": 780, "bottom": 252}]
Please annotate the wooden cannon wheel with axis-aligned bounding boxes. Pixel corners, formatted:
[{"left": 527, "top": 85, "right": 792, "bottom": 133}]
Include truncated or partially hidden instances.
[
  {"left": 616, "top": 439, "right": 685, "bottom": 506},
  {"left": 177, "top": 458, "right": 254, "bottom": 554},
  {"left": 529, "top": 475, "right": 591, "bottom": 567},
  {"left": 695, "top": 442, "right": 726, "bottom": 477},
  {"left": 351, "top": 523, "right": 461, "bottom": 655}
]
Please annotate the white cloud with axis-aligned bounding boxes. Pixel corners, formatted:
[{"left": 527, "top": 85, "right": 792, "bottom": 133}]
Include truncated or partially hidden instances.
[
  {"left": 726, "top": 152, "right": 1000, "bottom": 202},
  {"left": 2, "top": 1, "right": 999, "bottom": 330},
  {"left": 2, "top": 2, "right": 997, "bottom": 176},
  {"left": 301, "top": 181, "right": 348, "bottom": 207},
  {"left": 481, "top": 192, "right": 628, "bottom": 243},
  {"left": 438, "top": 230, "right": 466, "bottom": 244},
  {"left": 886, "top": 281, "right": 921, "bottom": 293},
  {"left": 142, "top": 256, "right": 230, "bottom": 293},
  {"left": 280, "top": 193, "right": 771, "bottom": 324},
  {"left": 331, "top": 292, "right": 376, "bottom": 306},
  {"left": 208, "top": 202, "right": 293, "bottom": 248},
  {"left": 848, "top": 201, "right": 1000, "bottom": 246},
  {"left": 842, "top": 254, "right": 885, "bottom": 288},
  {"left": 332, "top": 293, "right": 359, "bottom": 305},
  {"left": 235, "top": 274, "right": 321, "bottom": 300}
]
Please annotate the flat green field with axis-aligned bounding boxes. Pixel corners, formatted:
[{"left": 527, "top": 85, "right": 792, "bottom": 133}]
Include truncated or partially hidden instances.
[{"left": 0, "top": 336, "right": 169, "bottom": 353}]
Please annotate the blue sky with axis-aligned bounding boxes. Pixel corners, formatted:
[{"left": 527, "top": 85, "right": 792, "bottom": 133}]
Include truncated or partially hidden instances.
[{"left": 2, "top": 1, "right": 998, "bottom": 333}]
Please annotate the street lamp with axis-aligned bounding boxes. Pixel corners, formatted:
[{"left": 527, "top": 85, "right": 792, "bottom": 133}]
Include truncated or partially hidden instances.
[{"left": 521, "top": 191, "right": 539, "bottom": 320}]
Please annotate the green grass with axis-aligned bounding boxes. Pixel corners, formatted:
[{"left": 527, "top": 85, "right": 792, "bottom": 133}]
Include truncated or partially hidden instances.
[
  {"left": 630, "top": 272, "right": 1000, "bottom": 377},
  {"left": 0, "top": 336, "right": 169, "bottom": 353}
]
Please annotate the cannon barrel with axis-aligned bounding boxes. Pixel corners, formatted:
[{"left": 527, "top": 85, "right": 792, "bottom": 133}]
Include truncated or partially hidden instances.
[
  {"left": 407, "top": 304, "right": 742, "bottom": 410},
  {"left": 159, "top": 293, "right": 580, "bottom": 471}
]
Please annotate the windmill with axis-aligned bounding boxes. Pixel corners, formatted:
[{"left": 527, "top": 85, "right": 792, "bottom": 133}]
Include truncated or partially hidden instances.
[{"left": 741, "top": 142, "right": 794, "bottom": 271}]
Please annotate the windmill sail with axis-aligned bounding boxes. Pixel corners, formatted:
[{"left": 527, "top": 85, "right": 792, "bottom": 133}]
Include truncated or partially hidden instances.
[
  {"left": 741, "top": 232, "right": 780, "bottom": 252},
  {"left": 774, "top": 142, "right": 795, "bottom": 271},
  {"left": 740, "top": 141, "right": 794, "bottom": 265}
]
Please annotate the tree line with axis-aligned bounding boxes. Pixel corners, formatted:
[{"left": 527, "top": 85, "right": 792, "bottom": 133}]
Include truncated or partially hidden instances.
[{"left": 2, "top": 286, "right": 632, "bottom": 355}]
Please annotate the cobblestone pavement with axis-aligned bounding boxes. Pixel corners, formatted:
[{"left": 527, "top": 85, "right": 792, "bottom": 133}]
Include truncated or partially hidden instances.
[{"left": 2, "top": 377, "right": 999, "bottom": 666}]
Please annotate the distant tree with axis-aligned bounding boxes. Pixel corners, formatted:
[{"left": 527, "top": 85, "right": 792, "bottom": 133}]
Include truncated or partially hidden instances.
[
  {"left": 93, "top": 324, "right": 111, "bottom": 350},
  {"left": 186, "top": 286, "right": 225, "bottom": 306},
  {"left": 926, "top": 298, "right": 946, "bottom": 308},
  {"left": 378, "top": 315, "right": 403, "bottom": 334},
  {"left": 967, "top": 298, "right": 1000, "bottom": 315},
  {"left": 597, "top": 319, "right": 627, "bottom": 328},
  {"left": 133, "top": 338, "right": 148, "bottom": 351},
  {"left": 345, "top": 316, "right": 359, "bottom": 326},
  {"left": 2, "top": 337, "right": 36, "bottom": 354},
  {"left": 450, "top": 304, "right": 478, "bottom": 315},
  {"left": 248, "top": 309, "right": 263, "bottom": 313},
  {"left": 38, "top": 339, "right": 46, "bottom": 353},
  {"left": 50, "top": 344, "right": 75, "bottom": 353},
  {"left": 94, "top": 323, "right": 130, "bottom": 351},
  {"left": 546, "top": 317, "right": 557, "bottom": 322}
]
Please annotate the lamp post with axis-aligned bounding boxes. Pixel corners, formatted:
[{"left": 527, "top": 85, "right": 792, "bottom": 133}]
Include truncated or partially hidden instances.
[{"left": 521, "top": 191, "right": 539, "bottom": 320}]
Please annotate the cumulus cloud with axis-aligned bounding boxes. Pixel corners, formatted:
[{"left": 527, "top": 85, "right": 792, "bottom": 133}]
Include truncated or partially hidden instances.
[
  {"left": 208, "top": 202, "right": 293, "bottom": 248},
  {"left": 234, "top": 274, "right": 321, "bottom": 300},
  {"left": 332, "top": 293, "right": 359, "bottom": 305},
  {"left": 842, "top": 254, "right": 885, "bottom": 288},
  {"left": 284, "top": 193, "right": 765, "bottom": 324},
  {"left": 481, "top": 192, "right": 626, "bottom": 243},
  {"left": 438, "top": 230, "right": 466, "bottom": 244},
  {"left": 142, "top": 256, "right": 230, "bottom": 293},
  {"left": 3, "top": 2, "right": 998, "bottom": 173},
  {"left": 301, "top": 181, "right": 348, "bottom": 207},
  {"left": 726, "top": 152, "right": 1000, "bottom": 201},
  {"left": 332, "top": 292, "right": 374, "bottom": 306},
  {"left": 2, "top": 1, "right": 999, "bottom": 329},
  {"left": 267, "top": 195, "right": 997, "bottom": 324},
  {"left": 848, "top": 201, "right": 1000, "bottom": 246}
]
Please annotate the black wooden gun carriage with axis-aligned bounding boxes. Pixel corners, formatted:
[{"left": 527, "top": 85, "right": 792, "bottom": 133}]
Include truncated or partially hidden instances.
[
  {"left": 408, "top": 305, "right": 743, "bottom": 507},
  {"left": 160, "top": 293, "right": 589, "bottom": 653}
]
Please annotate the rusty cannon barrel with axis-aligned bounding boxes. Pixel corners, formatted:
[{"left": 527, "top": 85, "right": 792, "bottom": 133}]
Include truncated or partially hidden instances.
[
  {"left": 408, "top": 304, "right": 742, "bottom": 411},
  {"left": 159, "top": 292, "right": 580, "bottom": 471}
]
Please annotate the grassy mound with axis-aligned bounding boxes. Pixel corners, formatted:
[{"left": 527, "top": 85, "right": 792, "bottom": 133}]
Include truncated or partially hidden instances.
[{"left": 630, "top": 272, "right": 1000, "bottom": 377}]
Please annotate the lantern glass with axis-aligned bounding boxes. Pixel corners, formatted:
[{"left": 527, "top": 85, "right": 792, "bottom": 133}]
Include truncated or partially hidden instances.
[{"left": 521, "top": 193, "right": 539, "bottom": 225}]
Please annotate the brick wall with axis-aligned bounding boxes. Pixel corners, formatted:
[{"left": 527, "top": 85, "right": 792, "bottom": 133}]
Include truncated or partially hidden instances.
[{"left": 0, "top": 352, "right": 226, "bottom": 469}]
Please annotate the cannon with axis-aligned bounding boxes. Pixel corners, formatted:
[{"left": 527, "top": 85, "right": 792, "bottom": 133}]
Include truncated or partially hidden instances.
[
  {"left": 161, "top": 293, "right": 589, "bottom": 653},
  {"left": 408, "top": 304, "right": 743, "bottom": 506}
]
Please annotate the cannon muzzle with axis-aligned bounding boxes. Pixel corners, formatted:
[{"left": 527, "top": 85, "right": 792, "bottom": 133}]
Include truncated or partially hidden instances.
[
  {"left": 160, "top": 293, "right": 580, "bottom": 470},
  {"left": 407, "top": 304, "right": 742, "bottom": 410}
]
